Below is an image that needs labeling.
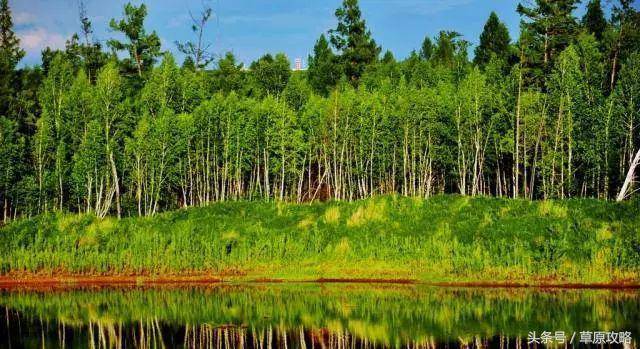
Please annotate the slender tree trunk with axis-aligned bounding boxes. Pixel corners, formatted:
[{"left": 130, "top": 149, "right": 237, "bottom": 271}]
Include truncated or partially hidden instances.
[
  {"left": 134, "top": 48, "right": 143, "bottom": 78},
  {"left": 3, "top": 196, "right": 7, "bottom": 224},
  {"left": 610, "top": 27, "right": 623, "bottom": 92},
  {"left": 514, "top": 66, "right": 522, "bottom": 198},
  {"left": 617, "top": 148, "right": 640, "bottom": 201},
  {"left": 109, "top": 151, "right": 121, "bottom": 218},
  {"left": 604, "top": 100, "right": 613, "bottom": 198}
]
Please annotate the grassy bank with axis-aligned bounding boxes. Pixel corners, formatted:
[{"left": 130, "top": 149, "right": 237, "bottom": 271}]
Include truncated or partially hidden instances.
[{"left": 0, "top": 195, "right": 639, "bottom": 283}]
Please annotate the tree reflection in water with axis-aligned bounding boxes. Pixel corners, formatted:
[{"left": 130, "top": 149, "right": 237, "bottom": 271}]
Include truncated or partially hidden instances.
[{"left": 0, "top": 284, "right": 638, "bottom": 348}]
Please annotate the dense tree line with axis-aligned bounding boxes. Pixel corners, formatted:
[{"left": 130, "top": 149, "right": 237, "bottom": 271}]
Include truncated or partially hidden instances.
[{"left": 1, "top": 0, "right": 639, "bottom": 220}]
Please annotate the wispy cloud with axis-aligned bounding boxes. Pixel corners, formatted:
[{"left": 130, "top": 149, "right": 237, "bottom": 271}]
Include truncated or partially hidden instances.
[
  {"left": 219, "top": 13, "right": 293, "bottom": 25},
  {"left": 167, "top": 14, "right": 190, "bottom": 28},
  {"left": 18, "top": 27, "right": 67, "bottom": 52},
  {"left": 363, "top": 0, "right": 475, "bottom": 15},
  {"left": 217, "top": 5, "right": 328, "bottom": 27},
  {"left": 13, "top": 11, "right": 37, "bottom": 26}
]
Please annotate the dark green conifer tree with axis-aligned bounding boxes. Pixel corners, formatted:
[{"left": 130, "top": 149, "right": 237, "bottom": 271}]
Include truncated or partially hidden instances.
[
  {"left": 107, "top": 3, "right": 161, "bottom": 78},
  {"left": 329, "top": 0, "right": 380, "bottom": 85},
  {"left": 307, "top": 34, "right": 341, "bottom": 96},
  {"left": 474, "top": 12, "right": 512, "bottom": 67},
  {"left": 517, "top": 0, "right": 580, "bottom": 77},
  {"left": 420, "top": 36, "right": 433, "bottom": 60},
  {"left": 0, "top": 0, "right": 25, "bottom": 118},
  {"left": 582, "top": 0, "right": 607, "bottom": 40}
]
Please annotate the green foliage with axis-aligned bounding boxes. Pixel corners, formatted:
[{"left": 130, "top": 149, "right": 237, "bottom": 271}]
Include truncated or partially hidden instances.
[
  {"left": 0, "top": 0, "right": 23, "bottom": 66},
  {"left": 249, "top": 53, "right": 291, "bottom": 96},
  {"left": 141, "top": 53, "right": 181, "bottom": 115},
  {"left": 107, "top": 2, "right": 161, "bottom": 78},
  {"left": 517, "top": 0, "right": 580, "bottom": 84},
  {"left": 2, "top": 0, "right": 640, "bottom": 223},
  {"left": 283, "top": 72, "right": 312, "bottom": 111},
  {"left": 330, "top": 0, "right": 380, "bottom": 85},
  {"left": 126, "top": 109, "right": 184, "bottom": 216},
  {"left": 419, "top": 36, "right": 433, "bottom": 60},
  {"left": 0, "top": 0, "right": 24, "bottom": 117},
  {"left": 307, "top": 34, "right": 341, "bottom": 95},
  {"left": 63, "top": 32, "right": 108, "bottom": 83},
  {"left": 433, "top": 31, "right": 468, "bottom": 71},
  {"left": 0, "top": 117, "right": 24, "bottom": 215},
  {"left": 212, "top": 52, "right": 245, "bottom": 94},
  {"left": 34, "top": 54, "right": 75, "bottom": 211},
  {"left": 582, "top": 0, "right": 607, "bottom": 40},
  {"left": 474, "top": 12, "right": 512, "bottom": 67},
  {"left": 612, "top": 52, "right": 640, "bottom": 191}
]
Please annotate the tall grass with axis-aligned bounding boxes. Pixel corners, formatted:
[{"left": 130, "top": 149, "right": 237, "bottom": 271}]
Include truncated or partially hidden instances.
[{"left": 0, "top": 195, "right": 639, "bottom": 282}]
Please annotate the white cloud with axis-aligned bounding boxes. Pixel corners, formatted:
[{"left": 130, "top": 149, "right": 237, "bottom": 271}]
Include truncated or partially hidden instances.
[
  {"left": 220, "top": 13, "right": 284, "bottom": 25},
  {"left": 13, "top": 11, "right": 37, "bottom": 25},
  {"left": 18, "top": 27, "right": 67, "bottom": 52},
  {"left": 364, "top": 0, "right": 475, "bottom": 15},
  {"left": 167, "top": 14, "right": 190, "bottom": 28}
]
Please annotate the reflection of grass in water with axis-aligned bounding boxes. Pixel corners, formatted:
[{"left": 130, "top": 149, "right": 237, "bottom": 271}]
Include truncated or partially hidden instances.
[
  {"left": 0, "top": 285, "right": 639, "bottom": 346},
  {"left": 0, "top": 195, "right": 639, "bottom": 282}
]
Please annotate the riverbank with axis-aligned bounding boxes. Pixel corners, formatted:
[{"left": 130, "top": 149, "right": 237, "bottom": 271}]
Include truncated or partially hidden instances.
[
  {"left": 1, "top": 275, "right": 640, "bottom": 290},
  {"left": 1, "top": 195, "right": 639, "bottom": 283}
]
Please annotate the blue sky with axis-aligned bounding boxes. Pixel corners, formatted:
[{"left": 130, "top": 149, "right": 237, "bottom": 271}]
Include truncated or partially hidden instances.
[{"left": 12, "top": 0, "right": 596, "bottom": 68}]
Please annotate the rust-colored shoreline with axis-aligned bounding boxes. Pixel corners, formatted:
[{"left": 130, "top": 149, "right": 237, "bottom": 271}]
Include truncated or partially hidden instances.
[
  {"left": 426, "top": 281, "right": 640, "bottom": 290},
  {"left": 0, "top": 275, "right": 224, "bottom": 288},
  {"left": 1, "top": 275, "right": 639, "bottom": 290}
]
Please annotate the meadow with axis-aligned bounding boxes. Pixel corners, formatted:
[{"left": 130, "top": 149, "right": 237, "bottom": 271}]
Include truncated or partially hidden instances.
[{"left": 1, "top": 195, "right": 638, "bottom": 283}]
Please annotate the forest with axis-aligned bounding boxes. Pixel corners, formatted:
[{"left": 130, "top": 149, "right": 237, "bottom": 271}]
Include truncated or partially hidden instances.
[{"left": 1, "top": 0, "right": 640, "bottom": 221}]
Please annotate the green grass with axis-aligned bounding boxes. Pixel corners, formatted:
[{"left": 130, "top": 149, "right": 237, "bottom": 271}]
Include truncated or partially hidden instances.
[{"left": 1, "top": 195, "right": 639, "bottom": 282}]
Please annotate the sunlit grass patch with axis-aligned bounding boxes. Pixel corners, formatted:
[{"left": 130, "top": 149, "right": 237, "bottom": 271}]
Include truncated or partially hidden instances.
[
  {"left": 596, "top": 224, "right": 613, "bottom": 241},
  {"left": 334, "top": 237, "right": 351, "bottom": 257},
  {"left": 57, "top": 213, "right": 93, "bottom": 234},
  {"left": 537, "top": 200, "right": 568, "bottom": 218},
  {"left": 451, "top": 196, "right": 471, "bottom": 212},
  {"left": 222, "top": 230, "right": 240, "bottom": 241},
  {"left": 0, "top": 195, "right": 638, "bottom": 283},
  {"left": 323, "top": 206, "right": 341, "bottom": 224},
  {"left": 346, "top": 199, "right": 387, "bottom": 228},
  {"left": 86, "top": 217, "right": 116, "bottom": 235},
  {"left": 297, "top": 215, "right": 315, "bottom": 230}
]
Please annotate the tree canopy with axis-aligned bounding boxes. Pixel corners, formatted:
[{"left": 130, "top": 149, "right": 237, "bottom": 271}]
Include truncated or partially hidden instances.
[
  {"left": 1, "top": 0, "right": 640, "bottom": 222},
  {"left": 0, "top": 0, "right": 25, "bottom": 117},
  {"left": 307, "top": 34, "right": 341, "bottom": 95},
  {"left": 330, "top": 0, "right": 380, "bottom": 85},
  {"left": 474, "top": 12, "right": 512, "bottom": 66},
  {"left": 107, "top": 3, "right": 161, "bottom": 78}
]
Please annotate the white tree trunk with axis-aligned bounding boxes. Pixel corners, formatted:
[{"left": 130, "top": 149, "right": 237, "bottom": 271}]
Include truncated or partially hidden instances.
[{"left": 617, "top": 148, "right": 640, "bottom": 201}]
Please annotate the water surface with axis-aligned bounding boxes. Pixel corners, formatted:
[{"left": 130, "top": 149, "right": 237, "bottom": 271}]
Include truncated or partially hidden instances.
[{"left": 0, "top": 284, "right": 638, "bottom": 348}]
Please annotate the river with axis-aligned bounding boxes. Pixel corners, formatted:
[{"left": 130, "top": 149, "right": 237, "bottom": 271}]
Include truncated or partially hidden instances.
[{"left": 0, "top": 284, "right": 638, "bottom": 348}]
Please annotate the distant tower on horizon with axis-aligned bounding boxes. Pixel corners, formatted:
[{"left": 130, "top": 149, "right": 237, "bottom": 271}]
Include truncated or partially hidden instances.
[{"left": 294, "top": 58, "right": 303, "bottom": 71}]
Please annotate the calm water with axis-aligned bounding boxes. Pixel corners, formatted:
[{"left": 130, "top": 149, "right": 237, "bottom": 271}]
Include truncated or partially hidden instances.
[{"left": 0, "top": 284, "right": 638, "bottom": 348}]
